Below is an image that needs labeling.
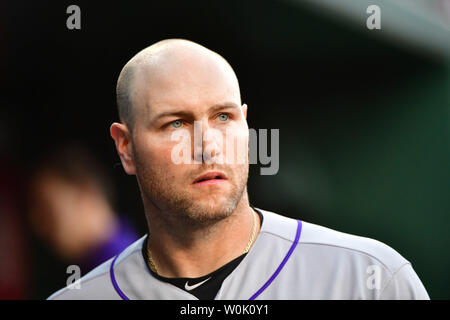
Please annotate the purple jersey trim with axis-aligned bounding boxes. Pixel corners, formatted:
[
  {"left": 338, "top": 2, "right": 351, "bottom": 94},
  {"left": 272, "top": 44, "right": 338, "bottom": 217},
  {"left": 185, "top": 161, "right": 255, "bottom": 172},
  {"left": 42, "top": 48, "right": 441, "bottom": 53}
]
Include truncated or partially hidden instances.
[
  {"left": 248, "top": 219, "right": 302, "bottom": 300},
  {"left": 110, "top": 254, "right": 130, "bottom": 300},
  {"left": 110, "top": 219, "right": 302, "bottom": 300}
]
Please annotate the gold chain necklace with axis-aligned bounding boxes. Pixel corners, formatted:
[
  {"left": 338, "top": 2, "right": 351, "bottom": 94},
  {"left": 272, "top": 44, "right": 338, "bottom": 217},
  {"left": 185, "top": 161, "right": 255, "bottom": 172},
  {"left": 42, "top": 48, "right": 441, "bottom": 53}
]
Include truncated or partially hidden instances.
[
  {"left": 243, "top": 208, "right": 258, "bottom": 254},
  {"left": 147, "top": 209, "right": 258, "bottom": 275}
]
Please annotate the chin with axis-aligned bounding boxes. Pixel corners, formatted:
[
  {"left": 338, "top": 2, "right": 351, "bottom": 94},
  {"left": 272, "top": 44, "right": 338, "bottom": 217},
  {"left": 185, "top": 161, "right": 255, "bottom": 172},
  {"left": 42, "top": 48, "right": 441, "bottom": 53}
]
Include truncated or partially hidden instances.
[{"left": 183, "top": 198, "right": 236, "bottom": 224}]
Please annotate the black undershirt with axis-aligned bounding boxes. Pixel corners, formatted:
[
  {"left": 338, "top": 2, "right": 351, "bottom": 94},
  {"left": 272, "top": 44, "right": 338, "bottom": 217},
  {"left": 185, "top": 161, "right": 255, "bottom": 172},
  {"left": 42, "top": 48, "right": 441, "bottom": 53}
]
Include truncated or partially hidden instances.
[{"left": 141, "top": 207, "right": 263, "bottom": 300}]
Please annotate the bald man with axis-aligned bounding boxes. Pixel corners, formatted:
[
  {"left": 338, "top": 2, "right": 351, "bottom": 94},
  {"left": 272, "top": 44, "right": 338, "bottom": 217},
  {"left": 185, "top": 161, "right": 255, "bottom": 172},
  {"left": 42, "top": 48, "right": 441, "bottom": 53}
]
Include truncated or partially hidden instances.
[{"left": 48, "top": 39, "right": 429, "bottom": 300}]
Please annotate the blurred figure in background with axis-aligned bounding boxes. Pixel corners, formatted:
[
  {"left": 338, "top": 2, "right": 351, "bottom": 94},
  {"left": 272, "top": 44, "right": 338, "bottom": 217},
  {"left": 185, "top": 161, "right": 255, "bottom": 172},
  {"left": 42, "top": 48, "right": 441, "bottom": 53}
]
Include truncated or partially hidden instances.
[
  {"left": 0, "top": 108, "right": 29, "bottom": 299},
  {"left": 0, "top": 162, "right": 28, "bottom": 299},
  {"left": 27, "top": 144, "right": 138, "bottom": 298}
]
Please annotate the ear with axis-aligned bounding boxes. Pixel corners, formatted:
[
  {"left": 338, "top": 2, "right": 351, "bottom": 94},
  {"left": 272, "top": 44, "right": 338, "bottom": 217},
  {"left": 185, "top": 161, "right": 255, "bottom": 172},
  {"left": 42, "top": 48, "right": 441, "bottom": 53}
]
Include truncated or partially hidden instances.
[
  {"left": 110, "top": 122, "right": 136, "bottom": 175},
  {"left": 242, "top": 103, "right": 248, "bottom": 119}
]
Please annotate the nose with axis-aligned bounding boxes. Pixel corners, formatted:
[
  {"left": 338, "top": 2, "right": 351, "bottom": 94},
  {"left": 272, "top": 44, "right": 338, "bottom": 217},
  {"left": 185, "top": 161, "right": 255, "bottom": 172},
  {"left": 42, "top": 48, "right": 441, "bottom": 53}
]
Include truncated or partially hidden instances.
[{"left": 193, "top": 120, "right": 223, "bottom": 164}]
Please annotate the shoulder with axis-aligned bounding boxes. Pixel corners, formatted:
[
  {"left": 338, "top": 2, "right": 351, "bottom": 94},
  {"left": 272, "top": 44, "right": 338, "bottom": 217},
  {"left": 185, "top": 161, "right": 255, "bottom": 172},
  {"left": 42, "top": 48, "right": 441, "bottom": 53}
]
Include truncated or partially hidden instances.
[
  {"left": 47, "top": 257, "right": 116, "bottom": 300},
  {"left": 258, "top": 208, "right": 409, "bottom": 275},
  {"left": 254, "top": 208, "right": 428, "bottom": 299},
  {"left": 47, "top": 236, "right": 147, "bottom": 300}
]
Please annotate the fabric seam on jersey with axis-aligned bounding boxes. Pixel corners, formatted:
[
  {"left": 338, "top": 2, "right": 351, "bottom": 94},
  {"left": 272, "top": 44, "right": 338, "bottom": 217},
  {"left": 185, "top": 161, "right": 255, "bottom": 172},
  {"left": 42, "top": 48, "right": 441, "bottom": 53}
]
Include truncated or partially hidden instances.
[
  {"left": 259, "top": 230, "right": 300, "bottom": 245},
  {"left": 260, "top": 228, "right": 407, "bottom": 275},
  {"left": 377, "top": 262, "right": 412, "bottom": 299},
  {"left": 296, "top": 241, "right": 409, "bottom": 275}
]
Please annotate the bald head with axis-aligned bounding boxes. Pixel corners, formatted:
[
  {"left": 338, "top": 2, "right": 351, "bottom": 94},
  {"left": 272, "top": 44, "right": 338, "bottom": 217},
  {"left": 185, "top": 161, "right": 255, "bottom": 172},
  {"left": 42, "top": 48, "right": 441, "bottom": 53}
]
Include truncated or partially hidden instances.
[{"left": 116, "top": 39, "right": 241, "bottom": 130}]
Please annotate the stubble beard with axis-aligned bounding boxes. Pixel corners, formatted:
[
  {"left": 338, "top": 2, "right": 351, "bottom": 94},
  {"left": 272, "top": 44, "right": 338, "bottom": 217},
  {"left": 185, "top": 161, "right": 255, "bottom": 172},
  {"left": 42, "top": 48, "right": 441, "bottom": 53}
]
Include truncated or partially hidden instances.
[{"left": 133, "top": 150, "right": 249, "bottom": 231}]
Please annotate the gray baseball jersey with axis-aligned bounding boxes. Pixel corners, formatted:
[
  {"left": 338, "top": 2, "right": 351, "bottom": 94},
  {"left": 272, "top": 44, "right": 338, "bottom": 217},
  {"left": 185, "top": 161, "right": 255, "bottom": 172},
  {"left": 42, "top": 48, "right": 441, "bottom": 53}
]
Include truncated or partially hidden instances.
[{"left": 48, "top": 208, "right": 429, "bottom": 300}]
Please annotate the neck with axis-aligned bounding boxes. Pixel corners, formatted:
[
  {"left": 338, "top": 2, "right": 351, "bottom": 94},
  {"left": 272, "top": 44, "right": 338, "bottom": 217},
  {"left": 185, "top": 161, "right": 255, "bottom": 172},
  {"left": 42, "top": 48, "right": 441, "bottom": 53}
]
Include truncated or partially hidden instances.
[{"left": 144, "top": 192, "right": 260, "bottom": 278}]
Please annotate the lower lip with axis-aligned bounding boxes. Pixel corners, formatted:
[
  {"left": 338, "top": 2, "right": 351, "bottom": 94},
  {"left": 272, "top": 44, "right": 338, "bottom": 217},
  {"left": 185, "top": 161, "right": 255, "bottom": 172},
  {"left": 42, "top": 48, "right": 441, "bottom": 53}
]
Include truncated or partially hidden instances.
[{"left": 193, "top": 179, "right": 226, "bottom": 186}]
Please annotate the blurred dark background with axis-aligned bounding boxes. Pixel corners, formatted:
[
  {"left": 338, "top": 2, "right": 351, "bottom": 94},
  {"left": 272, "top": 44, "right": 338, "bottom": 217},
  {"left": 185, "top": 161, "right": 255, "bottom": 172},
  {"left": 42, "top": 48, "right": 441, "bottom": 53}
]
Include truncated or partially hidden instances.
[{"left": 0, "top": 0, "right": 449, "bottom": 299}]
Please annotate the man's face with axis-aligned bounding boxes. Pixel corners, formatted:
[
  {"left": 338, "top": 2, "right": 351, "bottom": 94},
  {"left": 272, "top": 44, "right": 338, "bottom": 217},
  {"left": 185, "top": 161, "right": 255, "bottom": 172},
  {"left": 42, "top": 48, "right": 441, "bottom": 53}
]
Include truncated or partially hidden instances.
[{"left": 129, "top": 52, "right": 249, "bottom": 226}]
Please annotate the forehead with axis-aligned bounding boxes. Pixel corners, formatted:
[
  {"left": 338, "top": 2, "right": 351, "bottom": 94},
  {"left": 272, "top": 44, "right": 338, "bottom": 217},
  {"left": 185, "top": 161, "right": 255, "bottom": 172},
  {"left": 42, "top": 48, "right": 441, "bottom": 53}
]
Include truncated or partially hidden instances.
[{"left": 133, "top": 51, "right": 241, "bottom": 118}]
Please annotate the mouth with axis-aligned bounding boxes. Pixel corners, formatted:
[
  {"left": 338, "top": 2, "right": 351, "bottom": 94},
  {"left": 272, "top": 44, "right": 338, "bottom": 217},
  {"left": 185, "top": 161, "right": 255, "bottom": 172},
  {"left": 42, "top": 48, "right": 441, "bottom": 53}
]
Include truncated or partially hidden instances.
[{"left": 192, "top": 171, "right": 227, "bottom": 186}]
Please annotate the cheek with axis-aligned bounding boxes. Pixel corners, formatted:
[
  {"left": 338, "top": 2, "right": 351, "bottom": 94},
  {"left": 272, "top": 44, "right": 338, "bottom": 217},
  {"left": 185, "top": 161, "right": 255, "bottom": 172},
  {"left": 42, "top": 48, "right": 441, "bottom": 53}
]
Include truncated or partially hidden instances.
[
  {"left": 135, "top": 138, "right": 186, "bottom": 174},
  {"left": 135, "top": 135, "right": 169, "bottom": 161}
]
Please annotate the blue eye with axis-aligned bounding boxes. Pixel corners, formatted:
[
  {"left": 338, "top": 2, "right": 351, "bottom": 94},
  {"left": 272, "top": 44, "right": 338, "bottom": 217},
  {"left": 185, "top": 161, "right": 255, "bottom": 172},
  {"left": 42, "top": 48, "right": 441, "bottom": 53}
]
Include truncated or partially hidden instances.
[
  {"left": 218, "top": 114, "right": 229, "bottom": 121},
  {"left": 171, "top": 120, "right": 183, "bottom": 128}
]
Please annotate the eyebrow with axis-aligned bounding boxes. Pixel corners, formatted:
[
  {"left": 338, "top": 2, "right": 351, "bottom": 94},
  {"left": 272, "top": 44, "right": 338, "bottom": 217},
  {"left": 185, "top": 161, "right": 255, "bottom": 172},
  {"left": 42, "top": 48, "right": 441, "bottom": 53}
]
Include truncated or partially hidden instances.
[{"left": 151, "top": 102, "right": 240, "bottom": 124}]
